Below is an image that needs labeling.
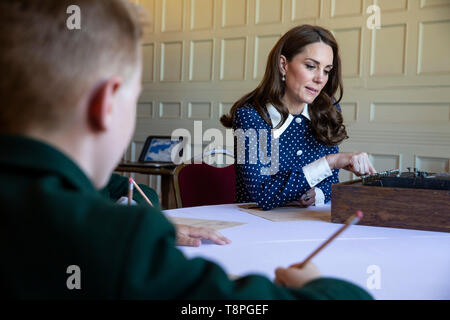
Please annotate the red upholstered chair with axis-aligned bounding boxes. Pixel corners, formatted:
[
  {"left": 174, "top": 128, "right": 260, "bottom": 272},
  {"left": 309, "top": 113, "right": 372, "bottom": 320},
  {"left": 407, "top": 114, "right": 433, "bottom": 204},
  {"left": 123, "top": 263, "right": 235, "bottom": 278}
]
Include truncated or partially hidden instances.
[{"left": 173, "top": 154, "right": 235, "bottom": 208}]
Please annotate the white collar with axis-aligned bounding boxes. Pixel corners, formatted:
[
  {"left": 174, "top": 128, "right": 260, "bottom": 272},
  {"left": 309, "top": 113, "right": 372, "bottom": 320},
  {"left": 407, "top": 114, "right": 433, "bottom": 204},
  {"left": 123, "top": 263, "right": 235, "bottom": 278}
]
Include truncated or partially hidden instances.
[
  {"left": 301, "top": 104, "right": 311, "bottom": 121},
  {"left": 266, "top": 103, "right": 310, "bottom": 139}
]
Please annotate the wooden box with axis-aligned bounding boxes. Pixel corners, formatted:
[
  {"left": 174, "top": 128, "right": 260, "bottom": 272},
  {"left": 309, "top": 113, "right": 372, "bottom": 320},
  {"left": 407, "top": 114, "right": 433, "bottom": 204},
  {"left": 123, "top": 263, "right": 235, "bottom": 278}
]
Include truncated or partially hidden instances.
[{"left": 331, "top": 180, "right": 450, "bottom": 233}]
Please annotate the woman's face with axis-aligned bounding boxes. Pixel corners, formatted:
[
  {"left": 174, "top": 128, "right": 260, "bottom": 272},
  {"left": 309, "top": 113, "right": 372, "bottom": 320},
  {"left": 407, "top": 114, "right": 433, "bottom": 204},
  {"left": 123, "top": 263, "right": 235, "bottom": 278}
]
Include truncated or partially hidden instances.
[{"left": 280, "top": 41, "right": 334, "bottom": 105}]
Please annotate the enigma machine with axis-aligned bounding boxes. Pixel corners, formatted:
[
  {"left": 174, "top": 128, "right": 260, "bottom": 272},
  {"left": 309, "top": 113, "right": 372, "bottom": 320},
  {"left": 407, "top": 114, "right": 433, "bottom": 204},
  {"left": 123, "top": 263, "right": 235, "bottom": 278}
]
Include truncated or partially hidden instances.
[{"left": 331, "top": 169, "right": 450, "bottom": 233}]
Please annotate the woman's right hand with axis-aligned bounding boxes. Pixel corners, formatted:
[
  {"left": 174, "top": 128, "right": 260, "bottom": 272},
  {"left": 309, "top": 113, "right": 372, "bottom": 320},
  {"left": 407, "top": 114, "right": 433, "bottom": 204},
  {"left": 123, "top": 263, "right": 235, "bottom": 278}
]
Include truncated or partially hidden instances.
[{"left": 325, "top": 152, "right": 376, "bottom": 176}]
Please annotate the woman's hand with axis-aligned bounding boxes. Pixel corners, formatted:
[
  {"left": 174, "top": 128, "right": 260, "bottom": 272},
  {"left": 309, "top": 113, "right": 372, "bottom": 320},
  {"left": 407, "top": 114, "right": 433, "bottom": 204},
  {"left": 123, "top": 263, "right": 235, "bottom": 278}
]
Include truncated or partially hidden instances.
[
  {"left": 326, "top": 152, "right": 377, "bottom": 176},
  {"left": 299, "top": 188, "right": 315, "bottom": 207},
  {"left": 174, "top": 224, "right": 232, "bottom": 247}
]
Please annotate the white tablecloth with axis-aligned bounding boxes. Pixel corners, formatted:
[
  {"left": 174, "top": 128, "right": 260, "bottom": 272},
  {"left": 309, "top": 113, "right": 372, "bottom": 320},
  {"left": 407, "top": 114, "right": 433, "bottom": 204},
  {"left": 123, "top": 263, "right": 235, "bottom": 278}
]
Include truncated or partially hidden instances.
[{"left": 164, "top": 204, "right": 450, "bottom": 300}]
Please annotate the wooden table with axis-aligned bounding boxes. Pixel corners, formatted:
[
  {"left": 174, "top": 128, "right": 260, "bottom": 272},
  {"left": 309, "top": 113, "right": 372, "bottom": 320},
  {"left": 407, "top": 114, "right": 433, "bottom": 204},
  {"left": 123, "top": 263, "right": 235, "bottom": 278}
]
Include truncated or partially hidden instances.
[{"left": 115, "top": 163, "right": 177, "bottom": 209}]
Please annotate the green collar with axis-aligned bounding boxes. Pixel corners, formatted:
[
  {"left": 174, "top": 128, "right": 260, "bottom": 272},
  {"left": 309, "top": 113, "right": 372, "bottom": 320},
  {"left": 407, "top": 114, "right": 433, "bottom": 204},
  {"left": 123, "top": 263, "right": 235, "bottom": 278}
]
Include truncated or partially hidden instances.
[{"left": 0, "top": 134, "right": 97, "bottom": 193}]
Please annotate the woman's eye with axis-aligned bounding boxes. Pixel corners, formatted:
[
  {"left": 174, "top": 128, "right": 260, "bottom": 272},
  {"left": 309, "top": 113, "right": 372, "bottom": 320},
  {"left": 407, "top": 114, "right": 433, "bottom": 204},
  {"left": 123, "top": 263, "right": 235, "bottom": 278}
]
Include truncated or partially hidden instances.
[
  {"left": 306, "top": 64, "right": 315, "bottom": 69},
  {"left": 324, "top": 70, "right": 330, "bottom": 75}
]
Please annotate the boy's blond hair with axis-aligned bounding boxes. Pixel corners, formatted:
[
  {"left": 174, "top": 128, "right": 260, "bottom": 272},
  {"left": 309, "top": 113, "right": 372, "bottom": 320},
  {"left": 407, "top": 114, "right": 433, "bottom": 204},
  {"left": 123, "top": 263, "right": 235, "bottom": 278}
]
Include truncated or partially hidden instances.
[{"left": 0, "top": 0, "right": 144, "bottom": 133}]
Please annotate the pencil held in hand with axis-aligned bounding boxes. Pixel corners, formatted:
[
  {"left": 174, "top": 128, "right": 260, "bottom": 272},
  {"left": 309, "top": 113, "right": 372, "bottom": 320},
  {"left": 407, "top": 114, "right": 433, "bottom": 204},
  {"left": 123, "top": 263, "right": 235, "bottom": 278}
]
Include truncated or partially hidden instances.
[
  {"left": 130, "top": 178, "right": 154, "bottom": 207},
  {"left": 292, "top": 211, "right": 364, "bottom": 269},
  {"left": 128, "top": 177, "right": 134, "bottom": 205}
]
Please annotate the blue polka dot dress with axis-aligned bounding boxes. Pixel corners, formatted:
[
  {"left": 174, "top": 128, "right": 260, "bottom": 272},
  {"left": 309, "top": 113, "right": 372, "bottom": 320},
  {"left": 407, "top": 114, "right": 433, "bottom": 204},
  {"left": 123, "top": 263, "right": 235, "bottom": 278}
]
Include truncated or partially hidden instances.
[{"left": 233, "top": 103, "right": 340, "bottom": 210}]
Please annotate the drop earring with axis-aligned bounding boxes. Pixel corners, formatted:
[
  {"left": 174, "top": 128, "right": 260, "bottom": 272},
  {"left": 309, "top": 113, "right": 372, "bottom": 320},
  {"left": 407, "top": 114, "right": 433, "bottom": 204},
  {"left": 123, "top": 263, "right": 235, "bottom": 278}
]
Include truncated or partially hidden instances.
[{"left": 282, "top": 74, "right": 286, "bottom": 82}]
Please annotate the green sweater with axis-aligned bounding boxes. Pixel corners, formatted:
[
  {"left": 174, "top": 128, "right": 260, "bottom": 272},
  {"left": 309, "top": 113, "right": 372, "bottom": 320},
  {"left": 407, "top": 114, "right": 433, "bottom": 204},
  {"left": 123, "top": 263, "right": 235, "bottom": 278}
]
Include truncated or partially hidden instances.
[{"left": 0, "top": 134, "right": 373, "bottom": 300}]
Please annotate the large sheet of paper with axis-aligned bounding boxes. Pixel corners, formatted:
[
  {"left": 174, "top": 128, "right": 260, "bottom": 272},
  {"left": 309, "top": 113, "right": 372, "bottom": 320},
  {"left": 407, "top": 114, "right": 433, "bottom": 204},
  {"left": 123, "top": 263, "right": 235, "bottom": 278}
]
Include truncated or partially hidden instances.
[
  {"left": 238, "top": 204, "right": 331, "bottom": 222},
  {"left": 164, "top": 204, "right": 450, "bottom": 300},
  {"left": 167, "top": 216, "right": 246, "bottom": 230}
]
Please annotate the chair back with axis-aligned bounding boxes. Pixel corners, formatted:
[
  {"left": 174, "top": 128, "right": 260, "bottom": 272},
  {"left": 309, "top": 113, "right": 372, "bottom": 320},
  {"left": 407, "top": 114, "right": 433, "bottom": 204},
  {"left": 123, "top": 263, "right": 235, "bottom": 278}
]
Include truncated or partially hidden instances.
[{"left": 174, "top": 159, "right": 235, "bottom": 208}]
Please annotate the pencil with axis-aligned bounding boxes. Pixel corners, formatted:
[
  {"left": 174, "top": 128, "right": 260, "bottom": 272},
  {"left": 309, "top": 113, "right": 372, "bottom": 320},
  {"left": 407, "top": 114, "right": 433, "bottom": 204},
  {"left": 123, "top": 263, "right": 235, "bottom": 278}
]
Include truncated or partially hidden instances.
[
  {"left": 128, "top": 177, "right": 134, "bottom": 205},
  {"left": 291, "top": 210, "right": 364, "bottom": 269},
  {"left": 131, "top": 178, "right": 154, "bottom": 207}
]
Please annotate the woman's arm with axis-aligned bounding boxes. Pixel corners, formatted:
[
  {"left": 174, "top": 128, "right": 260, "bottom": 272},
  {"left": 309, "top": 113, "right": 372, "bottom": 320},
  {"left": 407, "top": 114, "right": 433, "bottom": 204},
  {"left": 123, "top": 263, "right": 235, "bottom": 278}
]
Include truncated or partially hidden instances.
[
  {"left": 314, "top": 169, "right": 339, "bottom": 204},
  {"left": 312, "top": 145, "right": 340, "bottom": 205},
  {"left": 234, "top": 107, "right": 375, "bottom": 210},
  {"left": 326, "top": 152, "right": 376, "bottom": 176},
  {"left": 234, "top": 107, "right": 329, "bottom": 210}
]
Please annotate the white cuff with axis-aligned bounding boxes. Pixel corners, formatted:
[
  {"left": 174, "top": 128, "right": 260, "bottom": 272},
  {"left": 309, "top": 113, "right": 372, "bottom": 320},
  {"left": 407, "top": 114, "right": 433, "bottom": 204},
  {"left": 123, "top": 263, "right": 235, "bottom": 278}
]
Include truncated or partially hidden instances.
[
  {"left": 303, "top": 157, "right": 333, "bottom": 188},
  {"left": 314, "top": 187, "right": 325, "bottom": 206}
]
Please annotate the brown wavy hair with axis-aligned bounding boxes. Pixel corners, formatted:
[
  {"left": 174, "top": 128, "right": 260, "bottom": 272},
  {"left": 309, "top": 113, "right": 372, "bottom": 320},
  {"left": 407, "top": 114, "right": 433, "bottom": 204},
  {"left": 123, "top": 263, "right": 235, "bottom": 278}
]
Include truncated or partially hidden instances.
[{"left": 220, "top": 24, "right": 348, "bottom": 146}]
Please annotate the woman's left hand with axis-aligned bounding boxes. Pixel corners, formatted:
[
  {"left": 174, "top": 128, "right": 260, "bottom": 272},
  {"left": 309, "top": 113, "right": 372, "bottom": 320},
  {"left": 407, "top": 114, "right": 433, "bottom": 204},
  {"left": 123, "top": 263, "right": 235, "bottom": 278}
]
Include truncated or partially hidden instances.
[
  {"left": 299, "top": 188, "right": 315, "bottom": 207},
  {"left": 174, "top": 224, "right": 232, "bottom": 247}
]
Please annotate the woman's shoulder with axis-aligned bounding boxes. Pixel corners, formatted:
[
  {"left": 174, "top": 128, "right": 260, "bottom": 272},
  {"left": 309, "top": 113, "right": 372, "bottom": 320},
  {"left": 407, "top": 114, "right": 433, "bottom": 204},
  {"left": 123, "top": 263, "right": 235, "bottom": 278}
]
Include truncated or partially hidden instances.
[
  {"left": 233, "top": 103, "right": 269, "bottom": 129},
  {"left": 334, "top": 103, "right": 342, "bottom": 113},
  {"left": 235, "top": 102, "right": 258, "bottom": 115},
  {"left": 331, "top": 98, "right": 342, "bottom": 113},
  {"left": 234, "top": 102, "right": 268, "bottom": 121}
]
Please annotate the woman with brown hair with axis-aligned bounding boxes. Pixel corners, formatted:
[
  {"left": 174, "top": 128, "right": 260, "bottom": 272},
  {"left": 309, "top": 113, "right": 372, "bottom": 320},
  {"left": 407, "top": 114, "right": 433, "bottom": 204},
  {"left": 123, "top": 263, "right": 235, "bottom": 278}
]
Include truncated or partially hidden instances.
[{"left": 221, "top": 25, "right": 376, "bottom": 211}]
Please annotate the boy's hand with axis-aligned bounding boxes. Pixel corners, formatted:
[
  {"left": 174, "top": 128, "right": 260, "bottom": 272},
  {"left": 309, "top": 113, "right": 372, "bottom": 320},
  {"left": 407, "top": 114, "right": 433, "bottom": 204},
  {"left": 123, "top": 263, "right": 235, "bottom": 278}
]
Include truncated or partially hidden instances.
[
  {"left": 274, "top": 262, "right": 321, "bottom": 288},
  {"left": 116, "top": 196, "right": 137, "bottom": 205},
  {"left": 175, "top": 224, "right": 232, "bottom": 247}
]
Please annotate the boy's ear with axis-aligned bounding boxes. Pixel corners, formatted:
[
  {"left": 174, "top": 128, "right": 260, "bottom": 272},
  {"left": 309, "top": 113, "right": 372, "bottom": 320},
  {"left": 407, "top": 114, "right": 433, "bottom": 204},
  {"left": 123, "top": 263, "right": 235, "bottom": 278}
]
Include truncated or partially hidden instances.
[{"left": 88, "top": 77, "right": 123, "bottom": 131}]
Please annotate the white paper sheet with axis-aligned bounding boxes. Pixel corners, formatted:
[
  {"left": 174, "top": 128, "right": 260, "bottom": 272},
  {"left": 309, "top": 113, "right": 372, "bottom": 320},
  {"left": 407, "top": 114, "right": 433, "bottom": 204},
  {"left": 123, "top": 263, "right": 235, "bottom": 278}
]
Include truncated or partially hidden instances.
[{"left": 164, "top": 204, "right": 450, "bottom": 300}]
